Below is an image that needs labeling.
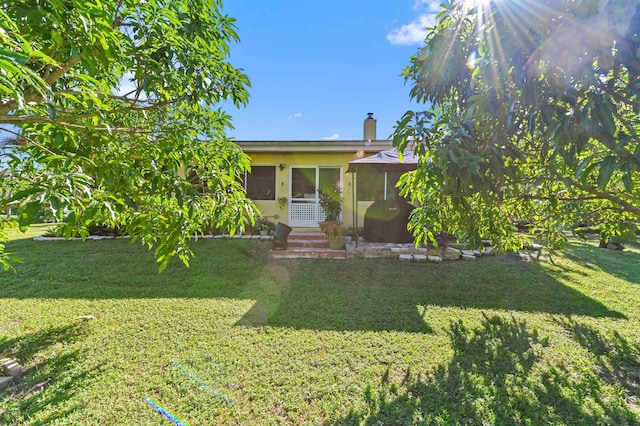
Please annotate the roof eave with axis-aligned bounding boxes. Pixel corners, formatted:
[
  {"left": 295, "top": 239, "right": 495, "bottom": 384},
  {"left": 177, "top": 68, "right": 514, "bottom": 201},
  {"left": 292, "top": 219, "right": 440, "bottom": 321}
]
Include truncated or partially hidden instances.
[{"left": 234, "top": 140, "right": 393, "bottom": 152}]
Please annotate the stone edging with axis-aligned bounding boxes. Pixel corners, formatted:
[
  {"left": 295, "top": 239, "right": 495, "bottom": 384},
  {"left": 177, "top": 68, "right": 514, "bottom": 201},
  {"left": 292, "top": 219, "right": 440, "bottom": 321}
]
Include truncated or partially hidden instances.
[{"left": 347, "top": 243, "right": 495, "bottom": 262}]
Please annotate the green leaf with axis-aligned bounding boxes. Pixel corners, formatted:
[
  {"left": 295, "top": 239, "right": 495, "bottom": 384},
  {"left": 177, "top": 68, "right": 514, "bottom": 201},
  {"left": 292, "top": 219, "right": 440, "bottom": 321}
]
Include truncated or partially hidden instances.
[
  {"left": 18, "top": 202, "right": 42, "bottom": 232},
  {"left": 50, "top": 195, "right": 61, "bottom": 213},
  {"left": 51, "top": 29, "right": 64, "bottom": 46},
  {"left": 575, "top": 155, "right": 595, "bottom": 180},
  {"left": 622, "top": 172, "right": 633, "bottom": 192},
  {"left": 597, "top": 156, "right": 617, "bottom": 188},
  {"left": 0, "top": 49, "right": 29, "bottom": 64},
  {"left": 594, "top": 101, "right": 616, "bottom": 136},
  {"left": 46, "top": 103, "right": 56, "bottom": 119},
  {"left": 142, "top": 75, "right": 153, "bottom": 92}
]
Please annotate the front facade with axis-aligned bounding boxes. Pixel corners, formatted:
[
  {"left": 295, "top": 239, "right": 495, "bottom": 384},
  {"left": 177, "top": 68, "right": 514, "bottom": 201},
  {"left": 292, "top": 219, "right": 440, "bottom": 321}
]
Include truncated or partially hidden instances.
[{"left": 236, "top": 140, "right": 393, "bottom": 229}]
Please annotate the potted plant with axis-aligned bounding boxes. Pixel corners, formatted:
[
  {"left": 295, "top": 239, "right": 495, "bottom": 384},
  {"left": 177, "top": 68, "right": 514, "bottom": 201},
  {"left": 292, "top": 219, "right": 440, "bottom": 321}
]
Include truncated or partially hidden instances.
[
  {"left": 319, "top": 220, "right": 347, "bottom": 249},
  {"left": 277, "top": 196, "right": 288, "bottom": 209},
  {"left": 255, "top": 217, "right": 276, "bottom": 236},
  {"left": 318, "top": 188, "right": 346, "bottom": 249},
  {"left": 318, "top": 189, "right": 342, "bottom": 222}
]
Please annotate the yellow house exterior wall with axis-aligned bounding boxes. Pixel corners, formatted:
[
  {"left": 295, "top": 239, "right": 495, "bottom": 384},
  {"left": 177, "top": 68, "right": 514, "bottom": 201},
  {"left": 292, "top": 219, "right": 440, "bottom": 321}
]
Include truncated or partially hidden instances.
[
  {"left": 239, "top": 141, "right": 393, "bottom": 229},
  {"left": 246, "top": 151, "right": 355, "bottom": 228}
]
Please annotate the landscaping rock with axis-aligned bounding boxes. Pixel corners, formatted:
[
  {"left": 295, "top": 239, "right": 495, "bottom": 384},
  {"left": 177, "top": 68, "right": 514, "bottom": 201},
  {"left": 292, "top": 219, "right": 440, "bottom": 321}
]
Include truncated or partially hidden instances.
[
  {"left": 461, "top": 250, "right": 475, "bottom": 257},
  {"left": 2, "top": 359, "right": 23, "bottom": 379},
  {"left": 448, "top": 243, "right": 468, "bottom": 250},
  {"left": 427, "top": 255, "right": 443, "bottom": 263},
  {"left": 523, "top": 241, "right": 543, "bottom": 251},
  {"left": 443, "top": 247, "right": 461, "bottom": 261},
  {"left": 365, "top": 250, "right": 386, "bottom": 259},
  {"left": 0, "top": 376, "right": 13, "bottom": 391},
  {"left": 399, "top": 254, "right": 413, "bottom": 262},
  {"left": 426, "top": 247, "right": 442, "bottom": 257},
  {"left": 477, "top": 247, "right": 491, "bottom": 256},
  {"left": 461, "top": 254, "right": 476, "bottom": 261},
  {"left": 413, "top": 254, "right": 427, "bottom": 262}
]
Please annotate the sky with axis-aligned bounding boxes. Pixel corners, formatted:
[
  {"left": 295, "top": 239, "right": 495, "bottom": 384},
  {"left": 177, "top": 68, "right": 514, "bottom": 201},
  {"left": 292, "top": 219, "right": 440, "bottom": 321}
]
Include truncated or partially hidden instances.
[{"left": 222, "top": 1, "right": 443, "bottom": 141}]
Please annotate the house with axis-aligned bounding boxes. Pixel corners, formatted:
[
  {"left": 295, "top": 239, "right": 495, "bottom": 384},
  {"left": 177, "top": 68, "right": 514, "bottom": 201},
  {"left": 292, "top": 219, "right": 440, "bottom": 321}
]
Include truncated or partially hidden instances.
[{"left": 235, "top": 113, "right": 407, "bottom": 229}]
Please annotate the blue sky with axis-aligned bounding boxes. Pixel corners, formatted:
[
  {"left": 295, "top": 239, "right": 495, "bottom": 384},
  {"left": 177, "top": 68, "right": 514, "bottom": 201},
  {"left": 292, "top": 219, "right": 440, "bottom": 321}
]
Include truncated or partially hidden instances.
[{"left": 223, "top": 1, "right": 442, "bottom": 141}]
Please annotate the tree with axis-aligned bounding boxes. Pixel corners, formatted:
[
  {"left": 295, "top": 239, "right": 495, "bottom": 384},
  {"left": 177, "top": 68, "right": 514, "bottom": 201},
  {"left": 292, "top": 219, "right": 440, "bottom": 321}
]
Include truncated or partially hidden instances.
[
  {"left": 0, "top": 0, "right": 256, "bottom": 270},
  {"left": 393, "top": 0, "right": 640, "bottom": 251}
]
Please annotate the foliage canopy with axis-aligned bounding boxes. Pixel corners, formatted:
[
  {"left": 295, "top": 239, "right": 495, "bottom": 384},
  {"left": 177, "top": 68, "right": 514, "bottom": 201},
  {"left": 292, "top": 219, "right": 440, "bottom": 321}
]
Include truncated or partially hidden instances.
[
  {"left": 394, "top": 0, "right": 640, "bottom": 250},
  {"left": 0, "top": 0, "right": 256, "bottom": 270}
]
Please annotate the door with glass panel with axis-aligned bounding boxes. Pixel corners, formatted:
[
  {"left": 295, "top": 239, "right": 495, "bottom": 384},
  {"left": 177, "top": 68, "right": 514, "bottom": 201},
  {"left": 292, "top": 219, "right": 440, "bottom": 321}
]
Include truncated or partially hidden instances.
[{"left": 289, "top": 166, "right": 341, "bottom": 227}]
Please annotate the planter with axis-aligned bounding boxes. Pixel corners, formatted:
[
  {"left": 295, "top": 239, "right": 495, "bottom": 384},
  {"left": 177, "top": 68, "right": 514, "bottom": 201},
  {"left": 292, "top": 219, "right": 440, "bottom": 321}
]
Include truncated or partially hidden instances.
[{"left": 327, "top": 235, "right": 346, "bottom": 250}]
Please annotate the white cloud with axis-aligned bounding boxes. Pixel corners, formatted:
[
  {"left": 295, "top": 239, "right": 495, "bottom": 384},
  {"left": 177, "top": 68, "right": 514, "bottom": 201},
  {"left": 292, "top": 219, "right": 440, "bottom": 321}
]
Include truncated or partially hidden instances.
[
  {"left": 322, "top": 133, "right": 340, "bottom": 140},
  {"left": 287, "top": 112, "right": 303, "bottom": 120},
  {"left": 387, "top": 1, "right": 441, "bottom": 46},
  {"left": 414, "top": 0, "right": 441, "bottom": 10}
]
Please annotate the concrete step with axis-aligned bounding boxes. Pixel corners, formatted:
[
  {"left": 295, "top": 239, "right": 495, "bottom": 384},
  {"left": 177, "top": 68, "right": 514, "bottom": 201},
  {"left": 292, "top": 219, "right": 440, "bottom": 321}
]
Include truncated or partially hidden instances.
[
  {"left": 269, "top": 232, "right": 344, "bottom": 259},
  {"left": 287, "top": 232, "right": 326, "bottom": 241},
  {"left": 287, "top": 238, "right": 330, "bottom": 249},
  {"left": 275, "top": 232, "right": 330, "bottom": 248}
]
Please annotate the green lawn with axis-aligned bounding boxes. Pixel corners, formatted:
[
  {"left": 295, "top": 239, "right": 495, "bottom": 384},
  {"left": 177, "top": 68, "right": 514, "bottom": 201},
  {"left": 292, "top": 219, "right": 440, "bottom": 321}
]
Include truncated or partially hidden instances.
[
  {"left": 5, "top": 223, "right": 56, "bottom": 241},
  {"left": 1, "top": 233, "right": 639, "bottom": 425}
]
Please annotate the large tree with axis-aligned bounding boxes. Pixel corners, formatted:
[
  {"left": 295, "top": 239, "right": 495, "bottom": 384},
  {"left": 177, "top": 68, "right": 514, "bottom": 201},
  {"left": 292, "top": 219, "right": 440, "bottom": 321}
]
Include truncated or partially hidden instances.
[
  {"left": 0, "top": 0, "right": 256, "bottom": 270},
  {"left": 394, "top": 0, "right": 640, "bottom": 251}
]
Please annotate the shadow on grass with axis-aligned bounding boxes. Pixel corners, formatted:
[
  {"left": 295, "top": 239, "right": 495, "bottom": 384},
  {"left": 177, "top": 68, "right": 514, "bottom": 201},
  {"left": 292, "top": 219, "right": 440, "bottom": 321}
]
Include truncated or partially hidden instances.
[
  {"left": 556, "top": 318, "right": 640, "bottom": 409},
  {"left": 2, "top": 239, "right": 627, "bottom": 335},
  {"left": 0, "top": 323, "right": 102, "bottom": 424},
  {"left": 334, "top": 315, "right": 639, "bottom": 425},
  {"left": 241, "top": 252, "right": 625, "bottom": 331},
  {"left": 563, "top": 242, "right": 640, "bottom": 285}
]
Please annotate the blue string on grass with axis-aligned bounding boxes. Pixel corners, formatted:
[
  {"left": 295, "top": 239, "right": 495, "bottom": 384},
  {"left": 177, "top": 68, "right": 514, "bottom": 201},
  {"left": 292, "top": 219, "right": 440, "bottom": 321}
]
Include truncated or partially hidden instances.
[
  {"left": 145, "top": 397, "right": 188, "bottom": 426},
  {"left": 171, "top": 359, "right": 236, "bottom": 404}
]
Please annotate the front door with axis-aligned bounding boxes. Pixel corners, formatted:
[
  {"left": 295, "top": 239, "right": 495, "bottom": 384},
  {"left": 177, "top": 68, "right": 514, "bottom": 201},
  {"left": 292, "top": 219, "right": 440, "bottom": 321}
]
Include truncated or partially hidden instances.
[{"left": 289, "top": 166, "right": 342, "bottom": 227}]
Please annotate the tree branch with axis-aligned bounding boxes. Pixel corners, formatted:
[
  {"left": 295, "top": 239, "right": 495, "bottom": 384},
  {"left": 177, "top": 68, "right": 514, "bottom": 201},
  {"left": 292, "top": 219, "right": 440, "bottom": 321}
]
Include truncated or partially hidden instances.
[
  {"left": 0, "top": 126, "right": 56, "bottom": 155},
  {"left": 0, "top": 97, "right": 171, "bottom": 125},
  {"left": 0, "top": 51, "right": 88, "bottom": 116},
  {"left": 597, "top": 79, "right": 640, "bottom": 109},
  {"left": 557, "top": 176, "right": 640, "bottom": 216},
  {"left": 44, "top": 55, "right": 85, "bottom": 86}
]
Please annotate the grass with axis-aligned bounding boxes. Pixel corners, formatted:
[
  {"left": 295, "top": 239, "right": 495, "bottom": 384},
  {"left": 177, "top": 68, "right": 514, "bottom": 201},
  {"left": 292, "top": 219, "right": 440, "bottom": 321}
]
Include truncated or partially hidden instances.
[
  {"left": 0, "top": 231, "right": 639, "bottom": 425},
  {"left": 5, "top": 223, "right": 56, "bottom": 241}
]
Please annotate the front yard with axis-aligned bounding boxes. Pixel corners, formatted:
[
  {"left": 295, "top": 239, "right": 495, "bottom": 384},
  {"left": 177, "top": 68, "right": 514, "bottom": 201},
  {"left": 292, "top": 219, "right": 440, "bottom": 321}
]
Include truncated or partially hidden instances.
[{"left": 1, "top": 234, "right": 639, "bottom": 424}]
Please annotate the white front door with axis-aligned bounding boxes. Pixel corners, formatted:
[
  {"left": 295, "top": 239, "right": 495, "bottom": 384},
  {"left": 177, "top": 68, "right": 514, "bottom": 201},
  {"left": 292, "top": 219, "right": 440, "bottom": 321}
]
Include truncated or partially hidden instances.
[{"left": 289, "top": 166, "right": 342, "bottom": 227}]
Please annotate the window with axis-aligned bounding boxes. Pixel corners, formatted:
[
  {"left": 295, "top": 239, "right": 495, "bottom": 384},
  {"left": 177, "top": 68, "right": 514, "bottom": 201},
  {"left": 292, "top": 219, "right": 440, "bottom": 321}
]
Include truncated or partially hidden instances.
[
  {"left": 244, "top": 166, "right": 276, "bottom": 200},
  {"left": 356, "top": 170, "right": 385, "bottom": 201},
  {"left": 356, "top": 170, "right": 404, "bottom": 201}
]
